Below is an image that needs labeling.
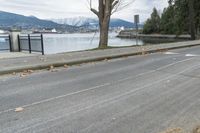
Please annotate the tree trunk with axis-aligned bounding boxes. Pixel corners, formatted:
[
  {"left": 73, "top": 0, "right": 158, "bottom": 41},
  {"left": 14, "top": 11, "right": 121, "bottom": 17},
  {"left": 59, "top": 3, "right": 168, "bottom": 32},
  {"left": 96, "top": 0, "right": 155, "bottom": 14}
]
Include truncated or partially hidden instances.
[
  {"left": 189, "top": 0, "right": 196, "bottom": 40},
  {"left": 90, "top": 0, "right": 118, "bottom": 48},
  {"left": 99, "top": 18, "right": 110, "bottom": 49}
]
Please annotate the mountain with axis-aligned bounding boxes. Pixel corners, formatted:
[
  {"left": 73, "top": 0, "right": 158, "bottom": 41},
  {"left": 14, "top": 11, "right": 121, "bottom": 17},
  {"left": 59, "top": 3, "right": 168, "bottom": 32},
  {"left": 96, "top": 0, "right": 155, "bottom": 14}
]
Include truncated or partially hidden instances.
[
  {"left": 52, "top": 17, "right": 97, "bottom": 27},
  {"left": 0, "top": 11, "right": 77, "bottom": 32},
  {"left": 52, "top": 17, "right": 140, "bottom": 28},
  {"left": 0, "top": 11, "right": 143, "bottom": 32},
  {"left": 110, "top": 19, "right": 134, "bottom": 28}
]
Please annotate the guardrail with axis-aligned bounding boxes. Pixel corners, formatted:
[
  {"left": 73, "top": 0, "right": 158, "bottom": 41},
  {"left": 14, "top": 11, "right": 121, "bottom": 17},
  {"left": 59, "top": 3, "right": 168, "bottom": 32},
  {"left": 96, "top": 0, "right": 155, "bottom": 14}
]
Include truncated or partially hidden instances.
[
  {"left": 0, "top": 34, "right": 12, "bottom": 52},
  {"left": 18, "top": 34, "right": 44, "bottom": 55}
]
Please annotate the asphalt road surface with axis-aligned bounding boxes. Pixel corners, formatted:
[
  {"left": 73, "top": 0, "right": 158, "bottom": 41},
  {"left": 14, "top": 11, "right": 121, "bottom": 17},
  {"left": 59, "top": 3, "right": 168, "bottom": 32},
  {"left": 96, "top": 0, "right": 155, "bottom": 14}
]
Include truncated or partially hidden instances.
[{"left": 1, "top": 46, "right": 200, "bottom": 133}]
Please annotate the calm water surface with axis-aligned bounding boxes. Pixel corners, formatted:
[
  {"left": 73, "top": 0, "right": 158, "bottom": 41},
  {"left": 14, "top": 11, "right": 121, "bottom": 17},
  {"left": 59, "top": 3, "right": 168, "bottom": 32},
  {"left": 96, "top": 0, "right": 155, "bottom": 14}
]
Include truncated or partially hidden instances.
[
  {"left": 0, "top": 32, "right": 177, "bottom": 54},
  {"left": 43, "top": 33, "right": 145, "bottom": 54}
]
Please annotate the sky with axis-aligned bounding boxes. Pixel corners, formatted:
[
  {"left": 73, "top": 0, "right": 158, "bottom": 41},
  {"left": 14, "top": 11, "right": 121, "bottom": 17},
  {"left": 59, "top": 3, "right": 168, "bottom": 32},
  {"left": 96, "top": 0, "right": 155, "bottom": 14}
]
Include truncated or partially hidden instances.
[{"left": 0, "top": 0, "right": 168, "bottom": 22}]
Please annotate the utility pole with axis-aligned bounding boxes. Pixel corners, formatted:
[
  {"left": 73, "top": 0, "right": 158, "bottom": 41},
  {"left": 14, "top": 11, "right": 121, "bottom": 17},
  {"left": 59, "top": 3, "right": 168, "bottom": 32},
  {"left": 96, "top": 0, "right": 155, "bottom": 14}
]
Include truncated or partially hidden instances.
[{"left": 134, "top": 15, "right": 139, "bottom": 45}]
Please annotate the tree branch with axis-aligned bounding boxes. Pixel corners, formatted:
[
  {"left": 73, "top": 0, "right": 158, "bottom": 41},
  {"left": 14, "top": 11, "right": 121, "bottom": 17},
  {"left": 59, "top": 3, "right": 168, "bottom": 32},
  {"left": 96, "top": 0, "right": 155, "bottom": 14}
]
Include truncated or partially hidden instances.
[
  {"left": 90, "top": 8, "right": 99, "bottom": 17},
  {"left": 112, "top": 0, "right": 119, "bottom": 9}
]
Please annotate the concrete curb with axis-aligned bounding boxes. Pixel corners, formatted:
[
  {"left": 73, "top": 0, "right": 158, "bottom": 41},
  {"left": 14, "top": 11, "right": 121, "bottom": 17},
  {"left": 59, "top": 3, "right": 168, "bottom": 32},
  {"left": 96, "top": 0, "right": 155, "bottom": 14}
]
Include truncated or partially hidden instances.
[{"left": 1, "top": 42, "right": 200, "bottom": 75}]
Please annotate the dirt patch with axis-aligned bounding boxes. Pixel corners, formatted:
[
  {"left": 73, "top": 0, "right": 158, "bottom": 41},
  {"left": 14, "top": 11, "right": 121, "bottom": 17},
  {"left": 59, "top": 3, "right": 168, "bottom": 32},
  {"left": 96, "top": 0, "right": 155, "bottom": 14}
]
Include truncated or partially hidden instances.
[
  {"left": 161, "top": 128, "right": 183, "bottom": 133},
  {"left": 160, "top": 126, "right": 200, "bottom": 133},
  {"left": 193, "top": 126, "right": 200, "bottom": 133}
]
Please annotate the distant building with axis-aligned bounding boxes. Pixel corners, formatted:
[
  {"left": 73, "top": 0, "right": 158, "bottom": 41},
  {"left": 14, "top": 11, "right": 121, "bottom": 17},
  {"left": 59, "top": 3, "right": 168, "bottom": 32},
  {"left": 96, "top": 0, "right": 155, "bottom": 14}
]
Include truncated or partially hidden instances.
[
  {"left": 0, "top": 29, "right": 5, "bottom": 34},
  {"left": 120, "top": 26, "right": 125, "bottom": 31},
  {"left": 51, "top": 28, "right": 57, "bottom": 33},
  {"left": 33, "top": 28, "right": 58, "bottom": 34},
  {"left": 21, "top": 30, "right": 33, "bottom": 34}
]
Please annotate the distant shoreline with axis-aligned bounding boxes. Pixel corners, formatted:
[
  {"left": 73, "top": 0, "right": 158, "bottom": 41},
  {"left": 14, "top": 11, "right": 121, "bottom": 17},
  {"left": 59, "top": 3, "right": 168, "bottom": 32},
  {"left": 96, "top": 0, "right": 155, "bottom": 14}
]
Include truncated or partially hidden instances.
[{"left": 117, "top": 30, "right": 191, "bottom": 40}]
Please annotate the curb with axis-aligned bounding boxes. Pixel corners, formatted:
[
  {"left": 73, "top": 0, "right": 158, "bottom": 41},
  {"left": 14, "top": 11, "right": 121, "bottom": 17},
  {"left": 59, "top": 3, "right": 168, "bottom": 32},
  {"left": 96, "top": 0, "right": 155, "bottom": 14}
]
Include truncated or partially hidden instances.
[{"left": 1, "top": 43, "right": 200, "bottom": 75}]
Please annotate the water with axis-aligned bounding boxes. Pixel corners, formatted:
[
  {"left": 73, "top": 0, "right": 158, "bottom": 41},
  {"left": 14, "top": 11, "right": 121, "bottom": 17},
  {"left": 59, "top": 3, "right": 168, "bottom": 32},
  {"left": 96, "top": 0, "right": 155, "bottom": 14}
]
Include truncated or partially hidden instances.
[
  {"left": 43, "top": 32, "right": 145, "bottom": 54},
  {"left": 4, "top": 32, "right": 177, "bottom": 54},
  {"left": 0, "top": 35, "right": 10, "bottom": 51}
]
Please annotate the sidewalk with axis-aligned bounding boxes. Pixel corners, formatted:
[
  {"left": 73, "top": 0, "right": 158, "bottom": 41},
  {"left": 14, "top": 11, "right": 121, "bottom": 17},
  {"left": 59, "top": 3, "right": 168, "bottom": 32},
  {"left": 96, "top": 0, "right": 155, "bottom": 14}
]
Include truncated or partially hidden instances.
[
  {"left": 0, "top": 40, "right": 200, "bottom": 75},
  {"left": 0, "top": 52, "right": 36, "bottom": 59}
]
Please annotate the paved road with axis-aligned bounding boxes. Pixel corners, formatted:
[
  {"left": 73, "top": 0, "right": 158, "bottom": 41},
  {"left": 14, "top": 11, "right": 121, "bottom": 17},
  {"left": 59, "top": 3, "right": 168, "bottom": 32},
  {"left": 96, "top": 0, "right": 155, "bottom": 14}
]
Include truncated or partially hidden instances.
[{"left": 1, "top": 46, "right": 200, "bottom": 133}]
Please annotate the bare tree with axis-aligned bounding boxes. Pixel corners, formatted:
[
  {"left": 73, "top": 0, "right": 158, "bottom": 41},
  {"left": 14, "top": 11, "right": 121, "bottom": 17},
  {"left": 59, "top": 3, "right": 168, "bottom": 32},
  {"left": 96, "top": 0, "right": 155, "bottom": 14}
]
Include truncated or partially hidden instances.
[{"left": 89, "top": 0, "right": 134, "bottom": 49}]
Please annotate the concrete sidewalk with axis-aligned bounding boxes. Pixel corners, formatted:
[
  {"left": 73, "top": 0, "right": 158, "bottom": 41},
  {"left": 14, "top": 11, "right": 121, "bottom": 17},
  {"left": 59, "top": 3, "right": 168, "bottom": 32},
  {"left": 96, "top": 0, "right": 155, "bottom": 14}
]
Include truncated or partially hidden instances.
[
  {"left": 0, "top": 52, "right": 37, "bottom": 59},
  {"left": 0, "top": 40, "right": 200, "bottom": 75}
]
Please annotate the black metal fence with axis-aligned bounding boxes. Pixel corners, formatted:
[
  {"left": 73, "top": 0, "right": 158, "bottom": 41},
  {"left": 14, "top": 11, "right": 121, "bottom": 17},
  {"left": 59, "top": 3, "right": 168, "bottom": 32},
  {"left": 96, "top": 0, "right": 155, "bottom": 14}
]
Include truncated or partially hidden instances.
[
  {"left": 18, "top": 34, "right": 44, "bottom": 55},
  {"left": 0, "top": 34, "right": 11, "bottom": 52}
]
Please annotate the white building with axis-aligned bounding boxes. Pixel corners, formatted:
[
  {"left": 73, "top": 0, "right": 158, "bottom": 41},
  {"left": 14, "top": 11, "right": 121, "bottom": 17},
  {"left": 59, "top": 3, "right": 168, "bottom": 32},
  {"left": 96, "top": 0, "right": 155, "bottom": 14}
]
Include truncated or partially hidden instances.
[
  {"left": 51, "top": 28, "right": 57, "bottom": 33},
  {"left": 0, "top": 29, "right": 5, "bottom": 34},
  {"left": 120, "top": 26, "right": 125, "bottom": 31}
]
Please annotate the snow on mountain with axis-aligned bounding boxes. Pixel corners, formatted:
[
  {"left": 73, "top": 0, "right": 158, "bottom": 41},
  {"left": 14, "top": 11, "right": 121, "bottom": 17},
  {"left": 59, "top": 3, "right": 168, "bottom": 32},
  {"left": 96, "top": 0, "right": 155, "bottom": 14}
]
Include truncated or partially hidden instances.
[
  {"left": 52, "top": 17, "right": 98, "bottom": 27},
  {"left": 51, "top": 17, "right": 138, "bottom": 28}
]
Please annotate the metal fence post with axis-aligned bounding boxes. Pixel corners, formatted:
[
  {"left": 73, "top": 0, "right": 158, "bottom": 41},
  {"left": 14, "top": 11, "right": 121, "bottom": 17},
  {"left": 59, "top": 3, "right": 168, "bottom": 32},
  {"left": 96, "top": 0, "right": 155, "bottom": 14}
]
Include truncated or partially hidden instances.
[
  {"left": 17, "top": 35, "right": 21, "bottom": 52},
  {"left": 28, "top": 34, "right": 31, "bottom": 53},
  {"left": 8, "top": 35, "right": 12, "bottom": 52},
  {"left": 41, "top": 34, "right": 44, "bottom": 55}
]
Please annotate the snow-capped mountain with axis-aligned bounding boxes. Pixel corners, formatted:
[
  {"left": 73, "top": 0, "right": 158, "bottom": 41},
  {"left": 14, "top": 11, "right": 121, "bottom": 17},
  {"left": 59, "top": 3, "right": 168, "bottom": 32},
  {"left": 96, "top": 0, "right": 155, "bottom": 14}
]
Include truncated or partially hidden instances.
[
  {"left": 52, "top": 17, "right": 98, "bottom": 27},
  {"left": 51, "top": 17, "right": 139, "bottom": 28}
]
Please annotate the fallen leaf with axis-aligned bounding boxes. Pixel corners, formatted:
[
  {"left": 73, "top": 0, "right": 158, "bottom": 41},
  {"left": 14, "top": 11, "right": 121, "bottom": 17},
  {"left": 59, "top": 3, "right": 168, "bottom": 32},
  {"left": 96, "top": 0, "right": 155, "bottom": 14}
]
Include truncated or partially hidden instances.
[
  {"left": 20, "top": 73, "right": 28, "bottom": 78},
  {"left": 39, "top": 58, "right": 47, "bottom": 62},
  {"left": 48, "top": 65, "right": 55, "bottom": 71},
  {"left": 27, "top": 70, "right": 34, "bottom": 73},
  {"left": 12, "top": 72, "right": 16, "bottom": 75},
  {"left": 51, "top": 69, "right": 58, "bottom": 72},
  {"left": 49, "top": 65, "right": 54, "bottom": 70},
  {"left": 104, "top": 59, "right": 108, "bottom": 61},
  {"left": 15, "top": 107, "right": 24, "bottom": 112},
  {"left": 64, "top": 64, "right": 68, "bottom": 68}
]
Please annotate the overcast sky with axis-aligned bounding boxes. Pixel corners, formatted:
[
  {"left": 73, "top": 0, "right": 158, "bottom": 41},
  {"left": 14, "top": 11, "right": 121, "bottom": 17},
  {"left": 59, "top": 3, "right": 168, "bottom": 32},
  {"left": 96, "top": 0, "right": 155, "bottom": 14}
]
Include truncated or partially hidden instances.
[{"left": 0, "top": 0, "right": 168, "bottom": 22}]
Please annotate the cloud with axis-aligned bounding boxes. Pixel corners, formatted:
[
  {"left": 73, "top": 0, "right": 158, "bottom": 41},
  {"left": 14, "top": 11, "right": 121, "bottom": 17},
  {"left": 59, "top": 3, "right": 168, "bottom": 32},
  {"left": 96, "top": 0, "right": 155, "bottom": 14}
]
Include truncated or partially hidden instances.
[{"left": 0, "top": 0, "right": 168, "bottom": 22}]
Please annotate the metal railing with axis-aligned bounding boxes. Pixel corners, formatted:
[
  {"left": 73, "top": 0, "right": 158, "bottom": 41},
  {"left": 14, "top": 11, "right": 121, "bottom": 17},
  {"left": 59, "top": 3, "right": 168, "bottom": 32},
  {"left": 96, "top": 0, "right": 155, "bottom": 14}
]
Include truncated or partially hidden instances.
[
  {"left": 18, "top": 34, "right": 44, "bottom": 55},
  {"left": 0, "top": 34, "right": 12, "bottom": 52}
]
